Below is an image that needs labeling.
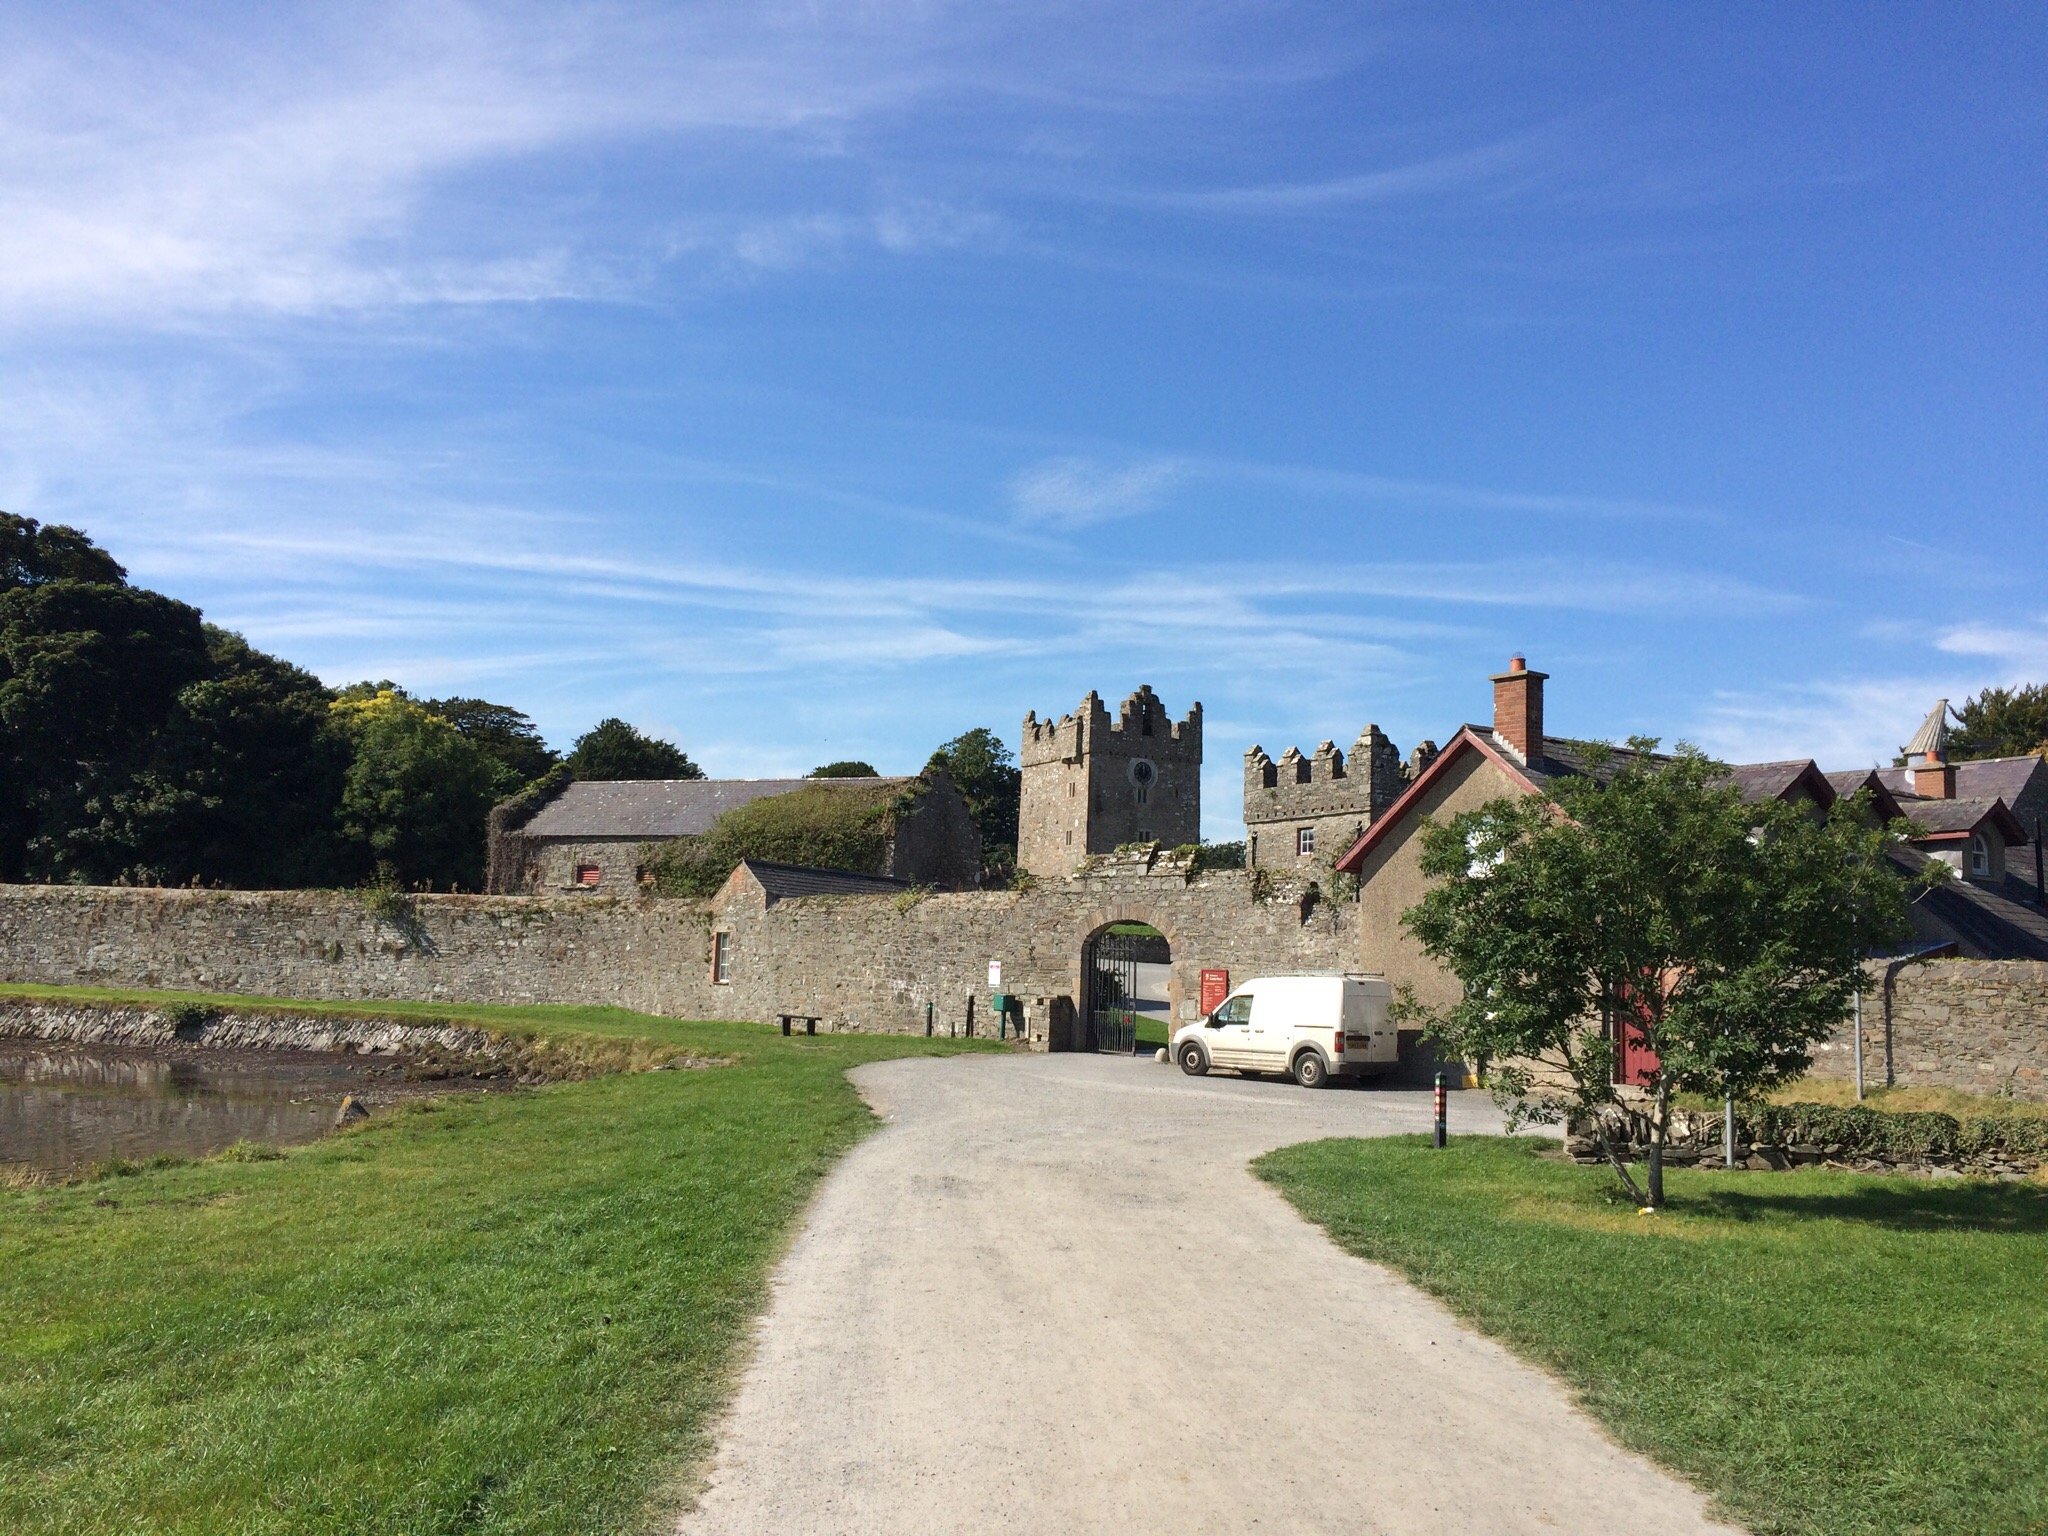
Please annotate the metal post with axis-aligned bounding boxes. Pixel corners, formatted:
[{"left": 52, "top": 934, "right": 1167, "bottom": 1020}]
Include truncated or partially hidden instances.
[
  {"left": 925, "top": 1000, "right": 933, "bottom": 1037},
  {"left": 965, "top": 994, "right": 975, "bottom": 1039},
  {"left": 1723, "top": 1088, "right": 1736, "bottom": 1169},
  {"left": 1852, "top": 985, "right": 1865, "bottom": 1101},
  {"left": 1432, "top": 1071, "right": 1447, "bottom": 1149}
]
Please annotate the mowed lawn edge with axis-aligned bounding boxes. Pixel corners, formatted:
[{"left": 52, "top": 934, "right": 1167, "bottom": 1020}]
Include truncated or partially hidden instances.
[
  {"left": 1256, "top": 1134, "right": 2048, "bottom": 1536},
  {"left": 0, "top": 988, "right": 1005, "bottom": 1536}
]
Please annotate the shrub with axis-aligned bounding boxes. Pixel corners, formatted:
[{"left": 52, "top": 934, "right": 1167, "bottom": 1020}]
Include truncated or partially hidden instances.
[
  {"left": 162, "top": 1000, "right": 213, "bottom": 1034},
  {"left": 1739, "top": 1102, "right": 2048, "bottom": 1164}
]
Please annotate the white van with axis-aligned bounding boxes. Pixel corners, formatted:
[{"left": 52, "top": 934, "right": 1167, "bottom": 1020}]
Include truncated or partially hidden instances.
[{"left": 1171, "top": 975, "right": 1397, "bottom": 1088}]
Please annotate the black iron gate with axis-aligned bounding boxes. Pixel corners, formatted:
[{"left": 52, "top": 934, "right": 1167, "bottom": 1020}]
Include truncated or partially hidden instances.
[{"left": 1084, "top": 927, "right": 1146, "bottom": 1054}]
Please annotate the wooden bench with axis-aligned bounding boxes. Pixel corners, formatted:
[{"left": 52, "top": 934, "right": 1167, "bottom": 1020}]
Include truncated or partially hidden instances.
[{"left": 777, "top": 1014, "right": 821, "bottom": 1037}]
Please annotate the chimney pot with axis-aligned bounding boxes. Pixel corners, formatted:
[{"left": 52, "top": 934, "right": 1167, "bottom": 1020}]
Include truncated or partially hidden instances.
[{"left": 1509, "top": 654, "right": 1526, "bottom": 673}]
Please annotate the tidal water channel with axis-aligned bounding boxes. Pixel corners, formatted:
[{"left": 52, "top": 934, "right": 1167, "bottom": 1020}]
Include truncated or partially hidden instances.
[{"left": 0, "top": 1040, "right": 493, "bottom": 1178}]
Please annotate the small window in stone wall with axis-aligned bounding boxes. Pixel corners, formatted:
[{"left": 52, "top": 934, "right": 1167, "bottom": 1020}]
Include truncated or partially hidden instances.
[
  {"left": 1296, "top": 826, "right": 1316, "bottom": 856},
  {"left": 712, "top": 931, "right": 732, "bottom": 983},
  {"left": 573, "top": 863, "right": 602, "bottom": 887}
]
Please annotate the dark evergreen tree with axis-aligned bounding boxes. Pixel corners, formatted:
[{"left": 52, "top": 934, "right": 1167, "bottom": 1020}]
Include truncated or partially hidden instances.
[
  {"left": 809, "top": 760, "right": 879, "bottom": 778},
  {"left": 1950, "top": 685, "right": 2048, "bottom": 761},
  {"left": 565, "top": 718, "right": 703, "bottom": 781},
  {"left": 927, "top": 726, "right": 1020, "bottom": 878}
]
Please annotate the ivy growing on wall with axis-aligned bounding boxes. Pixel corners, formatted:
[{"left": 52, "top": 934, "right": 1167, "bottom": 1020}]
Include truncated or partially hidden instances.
[{"left": 641, "top": 779, "right": 923, "bottom": 896}]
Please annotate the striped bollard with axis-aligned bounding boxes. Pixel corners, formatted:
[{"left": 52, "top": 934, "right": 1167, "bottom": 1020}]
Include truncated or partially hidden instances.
[{"left": 1433, "top": 1071, "right": 1448, "bottom": 1149}]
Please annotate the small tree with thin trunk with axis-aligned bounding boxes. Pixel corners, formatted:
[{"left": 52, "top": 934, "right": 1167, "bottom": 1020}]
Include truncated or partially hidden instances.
[{"left": 1399, "top": 743, "right": 1913, "bottom": 1207}]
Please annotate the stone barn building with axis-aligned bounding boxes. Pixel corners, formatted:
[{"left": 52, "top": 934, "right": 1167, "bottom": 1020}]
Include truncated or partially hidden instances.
[{"left": 486, "top": 769, "right": 981, "bottom": 895}]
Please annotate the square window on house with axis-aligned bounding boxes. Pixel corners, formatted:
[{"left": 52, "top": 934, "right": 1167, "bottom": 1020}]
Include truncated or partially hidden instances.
[
  {"left": 1296, "top": 826, "right": 1316, "bottom": 856},
  {"left": 573, "top": 862, "right": 601, "bottom": 888},
  {"left": 712, "top": 931, "right": 732, "bottom": 984}
]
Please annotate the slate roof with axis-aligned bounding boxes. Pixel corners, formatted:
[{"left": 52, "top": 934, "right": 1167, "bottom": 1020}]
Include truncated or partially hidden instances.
[
  {"left": 1897, "top": 796, "right": 2024, "bottom": 840},
  {"left": 1879, "top": 755, "right": 2044, "bottom": 811},
  {"left": 1825, "top": 769, "right": 1907, "bottom": 821},
  {"left": 740, "top": 860, "right": 910, "bottom": 902},
  {"left": 1891, "top": 845, "right": 2048, "bottom": 961},
  {"left": 522, "top": 777, "right": 911, "bottom": 840}
]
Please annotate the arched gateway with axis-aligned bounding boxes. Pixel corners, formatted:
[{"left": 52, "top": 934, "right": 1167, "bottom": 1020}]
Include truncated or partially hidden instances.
[{"left": 1077, "top": 918, "right": 1174, "bottom": 1055}]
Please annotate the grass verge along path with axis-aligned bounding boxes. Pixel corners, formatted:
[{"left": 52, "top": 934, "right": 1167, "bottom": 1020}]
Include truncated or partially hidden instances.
[
  {"left": 1258, "top": 1135, "right": 2048, "bottom": 1536},
  {"left": 0, "top": 990, "right": 998, "bottom": 1536}
]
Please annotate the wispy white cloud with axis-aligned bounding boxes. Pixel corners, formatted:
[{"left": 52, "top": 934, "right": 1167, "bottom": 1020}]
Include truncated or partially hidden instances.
[
  {"left": 1008, "top": 455, "right": 1182, "bottom": 528},
  {"left": 1140, "top": 137, "right": 1539, "bottom": 214}
]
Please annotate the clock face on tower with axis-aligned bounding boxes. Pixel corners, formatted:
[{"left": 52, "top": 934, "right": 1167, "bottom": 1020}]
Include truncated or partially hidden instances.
[{"left": 1128, "top": 759, "right": 1156, "bottom": 788}]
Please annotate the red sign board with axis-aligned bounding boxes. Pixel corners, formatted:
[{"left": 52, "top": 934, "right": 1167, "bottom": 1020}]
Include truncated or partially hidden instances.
[{"left": 1199, "top": 968, "right": 1231, "bottom": 1015}]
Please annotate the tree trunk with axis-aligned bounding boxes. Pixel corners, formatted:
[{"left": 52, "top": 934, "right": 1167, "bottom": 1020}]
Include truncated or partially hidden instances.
[{"left": 1645, "top": 1080, "right": 1673, "bottom": 1209}]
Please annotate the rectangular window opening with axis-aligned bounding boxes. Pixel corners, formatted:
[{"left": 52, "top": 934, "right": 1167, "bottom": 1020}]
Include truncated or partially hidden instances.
[
  {"left": 1296, "top": 827, "right": 1316, "bottom": 856},
  {"left": 712, "top": 931, "right": 732, "bottom": 984},
  {"left": 574, "top": 862, "right": 602, "bottom": 888}
]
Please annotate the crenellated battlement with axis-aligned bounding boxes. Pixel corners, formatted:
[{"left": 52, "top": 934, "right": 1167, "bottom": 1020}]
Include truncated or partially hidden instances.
[
  {"left": 1023, "top": 686, "right": 1200, "bottom": 767},
  {"left": 1018, "top": 685, "right": 1203, "bottom": 876},
  {"left": 1243, "top": 724, "right": 1408, "bottom": 869}
]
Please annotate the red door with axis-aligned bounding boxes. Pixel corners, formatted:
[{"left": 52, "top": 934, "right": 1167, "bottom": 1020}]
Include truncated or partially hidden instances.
[{"left": 1614, "top": 981, "right": 1662, "bottom": 1087}]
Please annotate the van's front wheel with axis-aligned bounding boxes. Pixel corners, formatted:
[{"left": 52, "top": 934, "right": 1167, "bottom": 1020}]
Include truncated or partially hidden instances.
[
  {"left": 1177, "top": 1042, "right": 1209, "bottom": 1077},
  {"left": 1292, "top": 1052, "right": 1329, "bottom": 1089}
]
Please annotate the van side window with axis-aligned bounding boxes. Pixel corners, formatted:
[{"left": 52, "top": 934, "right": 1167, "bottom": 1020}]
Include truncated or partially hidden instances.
[{"left": 1211, "top": 995, "right": 1252, "bottom": 1026}]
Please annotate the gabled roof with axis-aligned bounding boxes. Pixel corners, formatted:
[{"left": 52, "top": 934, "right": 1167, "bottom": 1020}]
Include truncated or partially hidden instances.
[
  {"left": 1896, "top": 796, "right": 2027, "bottom": 844},
  {"left": 1332, "top": 730, "right": 1838, "bottom": 874},
  {"left": 739, "top": 860, "right": 910, "bottom": 903},
  {"left": 1825, "top": 769, "right": 1908, "bottom": 822},
  {"left": 522, "top": 777, "right": 912, "bottom": 840},
  {"left": 1721, "top": 759, "right": 1837, "bottom": 809}
]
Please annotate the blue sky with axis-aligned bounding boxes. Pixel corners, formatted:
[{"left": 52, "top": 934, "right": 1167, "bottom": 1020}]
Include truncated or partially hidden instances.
[{"left": 2, "top": 2, "right": 2043, "bottom": 837}]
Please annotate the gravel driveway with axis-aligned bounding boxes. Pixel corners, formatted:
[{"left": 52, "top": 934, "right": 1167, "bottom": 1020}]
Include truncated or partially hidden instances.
[{"left": 676, "top": 1052, "right": 1738, "bottom": 1535}]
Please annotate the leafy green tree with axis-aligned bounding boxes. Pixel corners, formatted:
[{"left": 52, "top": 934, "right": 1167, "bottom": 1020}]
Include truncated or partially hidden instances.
[
  {"left": 332, "top": 690, "right": 503, "bottom": 889},
  {"left": 0, "top": 577, "right": 213, "bottom": 880},
  {"left": 927, "top": 727, "right": 1020, "bottom": 879},
  {"left": 809, "top": 760, "right": 880, "bottom": 778},
  {"left": 1949, "top": 684, "right": 2048, "bottom": 761},
  {"left": 84, "top": 629, "right": 349, "bottom": 887},
  {"left": 426, "top": 696, "right": 559, "bottom": 786},
  {"left": 1, "top": 512, "right": 128, "bottom": 590},
  {"left": 564, "top": 718, "right": 703, "bottom": 781},
  {"left": 1399, "top": 743, "right": 1912, "bottom": 1208}
]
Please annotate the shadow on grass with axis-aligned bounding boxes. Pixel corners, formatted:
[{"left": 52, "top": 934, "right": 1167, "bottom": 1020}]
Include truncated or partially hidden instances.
[{"left": 1683, "top": 1180, "right": 2048, "bottom": 1234}]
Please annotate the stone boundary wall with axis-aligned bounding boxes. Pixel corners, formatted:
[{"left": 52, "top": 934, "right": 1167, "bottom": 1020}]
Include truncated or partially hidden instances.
[
  {"left": 0, "top": 885, "right": 722, "bottom": 1018},
  {"left": 0, "top": 871, "right": 1353, "bottom": 1052},
  {"left": 1808, "top": 958, "right": 2048, "bottom": 1103}
]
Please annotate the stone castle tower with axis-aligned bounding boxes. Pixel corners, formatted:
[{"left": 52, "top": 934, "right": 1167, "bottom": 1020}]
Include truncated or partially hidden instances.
[
  {"left": 1242, "top": 725, "right": 1417, "bottom": 873},
  {"left": 1018, "top": 686, "right": 1202, "bottom": 877}
]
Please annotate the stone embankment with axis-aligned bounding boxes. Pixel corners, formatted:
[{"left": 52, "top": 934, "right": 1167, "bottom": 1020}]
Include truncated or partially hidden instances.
[
  {"left": 1, "top": 999, "right": 503, "bottom": 1059},
  {"left": 0, "top": 999, "right": 713, "bottom": 1082}
]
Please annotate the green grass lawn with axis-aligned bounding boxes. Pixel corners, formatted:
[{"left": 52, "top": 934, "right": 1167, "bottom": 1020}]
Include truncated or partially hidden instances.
[
  {"left": 1258, "top": 1135, "right": 2048, "bottom": 1536},
  {"left": 0, "top": 989, "right": 1000, "bottom": 1535}
]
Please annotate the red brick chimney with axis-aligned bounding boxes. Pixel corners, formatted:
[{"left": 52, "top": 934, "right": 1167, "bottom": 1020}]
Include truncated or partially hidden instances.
[
  {"left": 1490, "top": 654, "right": 1547, "bottom": 762},
  {"left": 1911, "top": 748, "right": 1956, "bottom": 800}
]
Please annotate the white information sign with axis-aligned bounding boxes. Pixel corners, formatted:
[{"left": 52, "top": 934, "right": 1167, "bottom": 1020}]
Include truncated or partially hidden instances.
[{"left": 987, "top": 960, "right": 1002, "bottom": 989}]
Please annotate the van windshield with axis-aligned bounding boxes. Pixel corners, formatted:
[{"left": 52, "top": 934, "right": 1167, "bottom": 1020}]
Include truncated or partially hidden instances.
[{"left": 1209, "top": 995, "right": 1252, "bottom": 1026}]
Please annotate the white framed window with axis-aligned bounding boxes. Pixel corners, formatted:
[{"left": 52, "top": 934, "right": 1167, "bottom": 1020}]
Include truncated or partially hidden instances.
[
  {"left": 1296, "top": 826, "right": 1316, "bottom": 856},
  {"left": 1970, "top": 833, "right": 1990, "bottom": 878},
  {"left": 711, "top": 931, "right": 732, "bottom": 984}
]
